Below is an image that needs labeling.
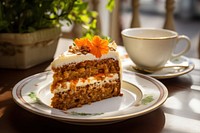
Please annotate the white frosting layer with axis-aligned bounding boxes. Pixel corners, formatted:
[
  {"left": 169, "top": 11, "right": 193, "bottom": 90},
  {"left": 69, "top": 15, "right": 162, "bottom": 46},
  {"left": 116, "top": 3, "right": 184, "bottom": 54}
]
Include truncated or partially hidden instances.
[
  {"left": 53, "top": 73, "right": 119, "bottom": 94},
  {"left": 51, "top": 51, "right": 120, "bottom": 68}
]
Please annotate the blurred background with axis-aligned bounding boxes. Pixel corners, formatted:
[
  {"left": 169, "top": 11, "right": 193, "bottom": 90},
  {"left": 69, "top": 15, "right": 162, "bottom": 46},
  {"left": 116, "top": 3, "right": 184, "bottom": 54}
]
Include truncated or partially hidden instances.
[
  {"left": 128, "top": 0, "right": 200, "bottom": 19},
  {"left": 63, "top": 0, "right": 200, "bottom": 58},
  {"left": 116, "top": 0, "right": 200, "bottom": 58}
]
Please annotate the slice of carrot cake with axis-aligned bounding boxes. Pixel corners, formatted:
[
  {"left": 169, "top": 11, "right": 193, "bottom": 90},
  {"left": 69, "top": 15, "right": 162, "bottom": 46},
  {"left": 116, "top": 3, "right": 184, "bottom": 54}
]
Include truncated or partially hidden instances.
[{"left": 50, "top": 36, "right": 122, "bottom": 110}]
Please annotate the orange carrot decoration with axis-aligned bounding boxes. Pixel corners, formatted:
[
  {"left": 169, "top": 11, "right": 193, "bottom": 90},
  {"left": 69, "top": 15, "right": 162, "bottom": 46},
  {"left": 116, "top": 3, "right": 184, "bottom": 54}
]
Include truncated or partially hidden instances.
[
  {"left": 74, "top": 36, "right": 109, "bottom": 58},
  {"left": 90, "top": 36, "right": 109, "bottom": 58},
  {"left": 74, "top": 38, "right": 92, "bottom": 50}
]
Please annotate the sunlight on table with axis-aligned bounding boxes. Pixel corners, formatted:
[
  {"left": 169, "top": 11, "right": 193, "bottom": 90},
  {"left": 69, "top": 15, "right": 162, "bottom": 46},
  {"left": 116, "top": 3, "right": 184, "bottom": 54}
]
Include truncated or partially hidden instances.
[{"left": 164, "top": 113, "right": 200, "bottom": 132}]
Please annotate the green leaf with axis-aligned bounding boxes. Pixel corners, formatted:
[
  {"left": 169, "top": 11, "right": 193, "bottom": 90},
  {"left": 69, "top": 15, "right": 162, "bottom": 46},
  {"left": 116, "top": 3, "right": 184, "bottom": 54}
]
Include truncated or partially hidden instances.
[
  {"left": 90, "top": 11, "right": 98, "bottom": 18},
  {"left": 80, "top": 15, "right": 90, "bottom": 23},
  {"left": 90, "top": 19, "right": 97, "bottom": 29},
  {"left": 106, "top": 0, "right": 115, "bottom": 12},
  {"left": 141, "top": 95, "right": 154, "bottom": 105},
  {"left": 28, "top": 92, "right": 39, "bottom": 102},
  {"left": 68, "top": 111, "right": 104, "bottom": 116}
]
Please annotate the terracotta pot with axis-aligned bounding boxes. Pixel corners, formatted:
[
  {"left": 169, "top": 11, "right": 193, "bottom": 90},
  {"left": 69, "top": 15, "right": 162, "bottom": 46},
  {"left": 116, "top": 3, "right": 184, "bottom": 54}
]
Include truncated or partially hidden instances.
[{"left": 0, "top": 27, "right": 61, "bottom": 69}]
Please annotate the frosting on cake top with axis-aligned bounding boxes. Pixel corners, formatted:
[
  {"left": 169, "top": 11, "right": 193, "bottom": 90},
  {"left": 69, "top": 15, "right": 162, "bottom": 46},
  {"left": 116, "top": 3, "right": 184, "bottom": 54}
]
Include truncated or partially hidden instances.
[{"left": 51, "top": 36, "right": 119, "bottom": 68}]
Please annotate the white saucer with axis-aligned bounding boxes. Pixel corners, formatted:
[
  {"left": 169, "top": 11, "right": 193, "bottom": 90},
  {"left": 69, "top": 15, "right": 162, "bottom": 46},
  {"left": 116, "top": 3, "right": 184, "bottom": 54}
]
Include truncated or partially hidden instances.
[{"left": 122, "top": 56, "right": 194, "bottom": 79}]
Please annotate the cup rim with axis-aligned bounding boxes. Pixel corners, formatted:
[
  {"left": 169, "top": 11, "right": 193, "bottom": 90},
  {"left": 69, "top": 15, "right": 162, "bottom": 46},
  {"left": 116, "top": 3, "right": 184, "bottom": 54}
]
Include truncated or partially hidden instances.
[{"left": 121, "top": 28, "right": 178, "bottom": 40}]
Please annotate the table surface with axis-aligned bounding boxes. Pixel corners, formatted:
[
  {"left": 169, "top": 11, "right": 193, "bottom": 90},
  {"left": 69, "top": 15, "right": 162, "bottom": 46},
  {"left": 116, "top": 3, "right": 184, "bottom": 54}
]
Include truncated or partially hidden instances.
[{"left": 0, "top": 38, "right": 200, "bottom": 133}]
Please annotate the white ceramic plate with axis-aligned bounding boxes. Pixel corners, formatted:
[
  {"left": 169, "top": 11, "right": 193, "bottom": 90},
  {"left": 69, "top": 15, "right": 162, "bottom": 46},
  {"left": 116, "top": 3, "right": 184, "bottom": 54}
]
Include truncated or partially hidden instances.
[
  {"left": 122, "top": 56, "right": 194, "bottom": 79},
  {"left": 12, "top": 71, "right": 168, "bottom": 125}
]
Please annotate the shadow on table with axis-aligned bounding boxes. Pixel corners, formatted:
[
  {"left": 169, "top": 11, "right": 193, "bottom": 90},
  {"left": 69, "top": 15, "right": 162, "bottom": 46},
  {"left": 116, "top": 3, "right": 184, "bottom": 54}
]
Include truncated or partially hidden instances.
[
  {"left": 2, "top": 105, "right": 165, "bottom": 133},
  {"left": 160, "top": 74, "right": 193, "bottom": 95},
  {"left": 160, "top": 74, "right": 200, "bottom": 121}
]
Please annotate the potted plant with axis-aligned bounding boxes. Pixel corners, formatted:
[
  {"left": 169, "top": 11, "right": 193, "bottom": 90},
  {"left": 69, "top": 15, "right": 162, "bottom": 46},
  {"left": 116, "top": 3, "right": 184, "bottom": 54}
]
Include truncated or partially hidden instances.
[{"left": 0, "top": 0, "right": 101, "bottom": 69}]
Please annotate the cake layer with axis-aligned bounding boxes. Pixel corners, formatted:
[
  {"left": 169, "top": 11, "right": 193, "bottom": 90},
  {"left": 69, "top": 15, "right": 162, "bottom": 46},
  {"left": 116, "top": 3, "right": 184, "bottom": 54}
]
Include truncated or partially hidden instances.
[
  {"left": 52, "top": 73, "right": 119, "bottom": 93},
  {"left": 51, "top": 80, "right": 121, "bottom": 110},
  {"left": 51, "top": 58, "right": 120, "bottom": 91}
]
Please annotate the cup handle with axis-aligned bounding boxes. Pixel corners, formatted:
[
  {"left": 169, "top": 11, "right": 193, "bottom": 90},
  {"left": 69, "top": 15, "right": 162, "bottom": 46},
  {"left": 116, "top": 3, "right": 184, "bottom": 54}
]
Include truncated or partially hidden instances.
[{"left": 171, "top": 35, "right": 191, "bottom": 59}]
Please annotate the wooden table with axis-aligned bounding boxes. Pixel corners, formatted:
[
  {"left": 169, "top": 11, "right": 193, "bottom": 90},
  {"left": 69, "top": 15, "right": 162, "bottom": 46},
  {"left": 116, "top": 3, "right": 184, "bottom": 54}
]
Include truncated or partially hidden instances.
[{"left": 0, "top": 38, "right": 200, "bottom": 133}]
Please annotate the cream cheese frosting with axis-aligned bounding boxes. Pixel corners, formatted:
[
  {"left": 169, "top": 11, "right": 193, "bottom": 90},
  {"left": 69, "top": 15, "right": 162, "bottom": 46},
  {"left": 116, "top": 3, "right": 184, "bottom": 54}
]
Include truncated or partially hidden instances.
[
  {"left": 51, "top": 51, "right": 120, "bottom": 68},
  {"left": 53, "top": 73, "right": 119, "bottom": 93},
  {"left": 51, "top": 41, "right": 119, "bottom": 68}
]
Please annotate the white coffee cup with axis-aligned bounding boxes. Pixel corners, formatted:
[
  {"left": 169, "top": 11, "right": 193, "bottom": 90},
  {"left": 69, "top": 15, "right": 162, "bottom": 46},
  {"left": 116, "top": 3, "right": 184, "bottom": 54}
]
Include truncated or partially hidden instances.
[{"left": 121, "top": 28, "right": 191, "bottom": 71}]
